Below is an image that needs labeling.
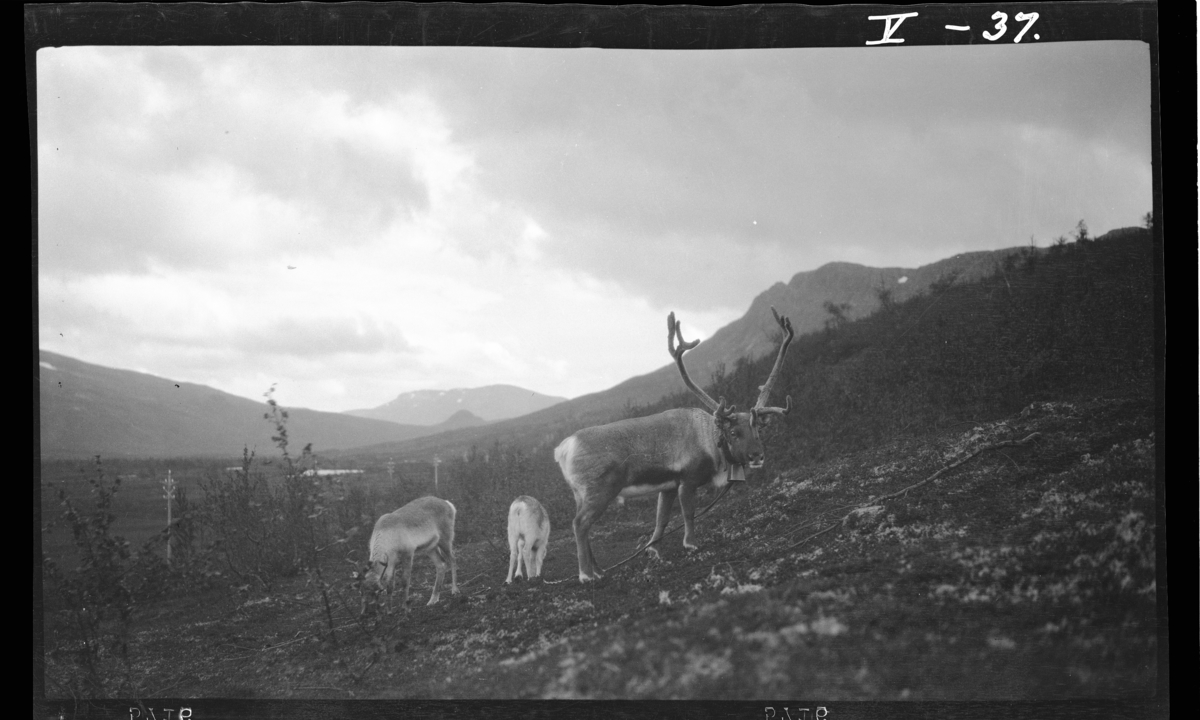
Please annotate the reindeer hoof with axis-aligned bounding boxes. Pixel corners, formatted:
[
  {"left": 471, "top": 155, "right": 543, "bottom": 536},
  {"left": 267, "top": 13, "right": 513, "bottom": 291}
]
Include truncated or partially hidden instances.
[
  {"left": 683, "top": 542, "right": 699, "bottom": 552},
  {"left": 646, "top": 546, "right": 662, "bottom": 561}
]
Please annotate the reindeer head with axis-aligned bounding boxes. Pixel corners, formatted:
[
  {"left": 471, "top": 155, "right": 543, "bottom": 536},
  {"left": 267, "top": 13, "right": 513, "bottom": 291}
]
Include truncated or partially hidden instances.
[
  {"left": 669, "top": 308, "right": 794, "bottom": 473},
  {"left": 711, "top": 400, "right": 771, "bottom": 471}
]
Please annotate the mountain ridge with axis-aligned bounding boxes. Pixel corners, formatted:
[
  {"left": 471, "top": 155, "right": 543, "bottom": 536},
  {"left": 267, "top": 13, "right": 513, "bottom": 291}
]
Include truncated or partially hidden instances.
[
  {"left": 40, "top": 230, "right": 1141, "bottom": 461},
  {"left": 337, "top": 230, "right": 1139, "bottom": 460},
  {"left": 345, "top": 384, "right": 566, "bottom": 426},
  {"left": 38, "top": 350, "right": 433, "bottom": 459}
]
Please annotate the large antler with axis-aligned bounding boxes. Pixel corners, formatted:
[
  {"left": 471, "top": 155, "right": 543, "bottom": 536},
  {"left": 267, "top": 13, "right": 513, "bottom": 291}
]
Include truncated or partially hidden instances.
[
  {"left": 753, "top": 306, "right": 795, "bottom": 416},
  {"left": 668, "top": 312, "right": 733, "bottom": 418}
]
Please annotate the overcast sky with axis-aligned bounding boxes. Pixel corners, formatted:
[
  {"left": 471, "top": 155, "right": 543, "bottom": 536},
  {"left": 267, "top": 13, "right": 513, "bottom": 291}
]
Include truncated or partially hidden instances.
[{"left": 36, "top": 42, "right": 1152, "bottom": 413}]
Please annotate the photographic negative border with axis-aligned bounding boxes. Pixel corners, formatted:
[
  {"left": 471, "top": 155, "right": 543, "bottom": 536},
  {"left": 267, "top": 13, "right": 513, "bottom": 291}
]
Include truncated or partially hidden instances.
[{"left": 28, "top": 3, "right": 1172, "bottom": 719}]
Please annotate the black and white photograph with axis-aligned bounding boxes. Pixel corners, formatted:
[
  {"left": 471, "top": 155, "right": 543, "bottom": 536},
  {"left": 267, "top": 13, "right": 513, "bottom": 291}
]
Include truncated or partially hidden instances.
[{"left": 32, "top": 3, "right": 1166, "bottom": 716}]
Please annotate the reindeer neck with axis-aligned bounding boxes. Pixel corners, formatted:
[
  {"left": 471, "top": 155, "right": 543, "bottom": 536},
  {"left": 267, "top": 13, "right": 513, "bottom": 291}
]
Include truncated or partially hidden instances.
[{"left": 712, "top": 418, "right": 739, "bottom": 470}]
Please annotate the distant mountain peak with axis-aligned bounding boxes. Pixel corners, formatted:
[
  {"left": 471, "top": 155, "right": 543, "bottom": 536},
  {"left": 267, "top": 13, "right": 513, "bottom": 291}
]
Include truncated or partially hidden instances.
[
  {"left": 437, "top": 409, "right": 488, "bottom": 430},
  {"left": 345, "top": 384, "right": 566, "bottom": 426}
]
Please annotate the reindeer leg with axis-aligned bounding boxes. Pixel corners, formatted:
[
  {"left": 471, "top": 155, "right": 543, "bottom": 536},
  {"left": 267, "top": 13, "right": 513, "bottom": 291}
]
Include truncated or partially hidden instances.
[
  {"left": 531, "top": 540, "right": 546, "bottom": 579},
  {"left": 428, "top": 550, "right": 446, "bottom": 606},
  {"left": 574, "top": 495, "right": 611, "bottom": 582},
  {"left": 506, "top": 539, "right": 519, "bottom": 584},
  {"left": 400, "top": 552, "right": 415, "bottom": 611},
  {"left": 382, "top": 555, "right": 399, "bottom": 615},
  {"left": 522, "top": 541, "right": 537, "bottom": 581},
  {"left": 586, "top": 538, "right": 603, "bottom": 579},
  {"left": 573, "top": 510, "right": 597, "bottom": 582},
  {"left": 359, "top": 564, "right": 373, "bottom": 617},
  {"left": 441, "top": 535, "right": 458, "bottom": 596},
  {"left": 646, "top": 488, "right": 679, "bottom": 559},
  {"left": 516, "top": 538, "right": 528, "bottom": 581},
  {"left": 678, "top": 483, "right": 700, "bottom": 550}
]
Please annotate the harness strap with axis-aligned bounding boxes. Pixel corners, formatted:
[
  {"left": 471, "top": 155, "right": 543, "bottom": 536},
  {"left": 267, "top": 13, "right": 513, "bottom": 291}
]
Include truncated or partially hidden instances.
[{"left": 714, "top": 418, "right": 743, "bottom": 483}]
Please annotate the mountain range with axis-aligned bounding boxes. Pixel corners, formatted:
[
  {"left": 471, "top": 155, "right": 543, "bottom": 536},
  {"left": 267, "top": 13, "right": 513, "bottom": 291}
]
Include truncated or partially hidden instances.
[
  {"left": 38, "top": 241, "right": 1044, "bottom": 460},
  {"left": 38, "top": 351, "right": 482, "bottom": 459},
  {"left": 345, "top": 385, "right": 566, "bottom": 426},
  {"left": 333, "top": 243, "right": 1039, "bottom": 459}
]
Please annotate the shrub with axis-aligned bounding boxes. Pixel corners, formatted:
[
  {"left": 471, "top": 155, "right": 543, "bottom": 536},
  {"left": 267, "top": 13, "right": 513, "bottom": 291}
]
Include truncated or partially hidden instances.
[{"left": 43, "top": 458, "right": 136, "bottom": 697}]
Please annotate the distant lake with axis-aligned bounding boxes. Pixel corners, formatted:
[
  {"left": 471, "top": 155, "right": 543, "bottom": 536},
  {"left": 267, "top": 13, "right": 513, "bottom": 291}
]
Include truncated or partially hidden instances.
[{"left": 224, "top": 467, "right": 365, "bottom": 477}]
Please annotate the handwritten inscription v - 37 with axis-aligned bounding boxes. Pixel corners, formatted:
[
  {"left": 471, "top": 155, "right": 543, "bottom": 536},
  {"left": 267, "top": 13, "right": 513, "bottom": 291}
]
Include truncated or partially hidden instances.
[{"left": 867, "top": 11, "right": 1041, "bottom": 45}]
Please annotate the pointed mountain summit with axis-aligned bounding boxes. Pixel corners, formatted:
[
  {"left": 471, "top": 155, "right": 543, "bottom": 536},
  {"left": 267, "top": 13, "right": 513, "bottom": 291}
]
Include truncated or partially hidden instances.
[{"left": 435, "top": 409, "right": 489, "bottom": 431}]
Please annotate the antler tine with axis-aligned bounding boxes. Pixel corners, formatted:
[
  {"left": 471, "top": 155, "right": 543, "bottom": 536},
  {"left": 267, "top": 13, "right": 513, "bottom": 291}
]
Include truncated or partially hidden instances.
[
  {"left": 667, "top": 312, "right": 700, "bottom": 355},
  {"left": 754, "top": 306, "right": 795, "bottom": 410},
  {"left": 754, "top": 395, "right": 792, "bottom": 417},
  {"left": 716, "top": 396, "right": 737, "bottom": 420},
  {"left": 667, "top": 312, "right": 720, "bottom": 412}
]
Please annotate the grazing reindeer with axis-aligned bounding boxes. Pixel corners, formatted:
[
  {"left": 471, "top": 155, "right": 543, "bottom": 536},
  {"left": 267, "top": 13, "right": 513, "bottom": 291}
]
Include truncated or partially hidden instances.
[
  {"left": 365, "top": 496, "right": 459, "bottom": 612},
  {"left": 505, "top": 496, "right": 551, "bottom": 584},
  {"left": 555, "top": 308, "right": 794, "bottom": 582}
]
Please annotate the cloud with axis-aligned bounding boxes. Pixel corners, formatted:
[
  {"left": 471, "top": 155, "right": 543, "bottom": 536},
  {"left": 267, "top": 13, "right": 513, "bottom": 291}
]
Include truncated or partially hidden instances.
[
  {"left": 36, "top": 44, "right": 1153, "bottom": 411},
  {"left": 408, "top": 43, "right": 1152, "bottom": 307},
  {"left": 40, "top": 43, "right": 1151, "bottom": 296},
  {"left": 37, "top": 47, "right": 460, "bottom": 276},
  {"left": 231, "top": 315, "right": 411, "bottom": 358},
  {"left": 37, "top": 213, "right": 728, "bottom": 410}
]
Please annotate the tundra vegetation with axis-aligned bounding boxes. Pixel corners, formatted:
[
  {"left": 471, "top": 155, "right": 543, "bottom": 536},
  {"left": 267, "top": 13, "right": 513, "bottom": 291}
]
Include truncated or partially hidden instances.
[{"left": 39, "top": 225, "right": 1159, "bottom": 701}]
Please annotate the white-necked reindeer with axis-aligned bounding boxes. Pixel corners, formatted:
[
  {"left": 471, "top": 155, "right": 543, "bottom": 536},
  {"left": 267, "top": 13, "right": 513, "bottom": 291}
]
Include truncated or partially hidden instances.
[
  {"left": 505, "top": 495, "right": 551, "bottom": 584},
  {"left": 365, "top": 496, "right": 459, "bottom": 612},
  {"left": 555, "top": 308, "right": 794, "bottom": 582}
]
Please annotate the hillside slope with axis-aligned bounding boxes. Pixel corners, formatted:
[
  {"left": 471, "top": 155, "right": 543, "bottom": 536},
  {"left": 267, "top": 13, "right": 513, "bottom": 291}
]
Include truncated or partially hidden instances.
[
  {"left": 332, "top": 227, "right": 1156, "bottom": 560},
  {"left": 343, "top": 230, "right": 1147, "bottom": 465},
  {"left": 79, "top": 397, "right": 1158, "bottom": 700},
  {"left": 37, "top": 351, "right": 432, "bottom": 459},
  {"left": 678, "top": 245, "right": 1030, "bottom": 381}
]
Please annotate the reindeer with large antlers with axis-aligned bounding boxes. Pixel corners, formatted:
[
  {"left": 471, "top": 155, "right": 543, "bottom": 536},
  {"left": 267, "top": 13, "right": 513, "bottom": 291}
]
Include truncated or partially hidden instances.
[{"left": 554, "top": 308, "right": 794, "bottom": 582}]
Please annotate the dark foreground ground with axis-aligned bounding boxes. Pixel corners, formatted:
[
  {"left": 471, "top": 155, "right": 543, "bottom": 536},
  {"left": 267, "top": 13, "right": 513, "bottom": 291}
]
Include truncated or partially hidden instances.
[{"left": 42, "top": 397, "right": 1159, "bottom": 701}]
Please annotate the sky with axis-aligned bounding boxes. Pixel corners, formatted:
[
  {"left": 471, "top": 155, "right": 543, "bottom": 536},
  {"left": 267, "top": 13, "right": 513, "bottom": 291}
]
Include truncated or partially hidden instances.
[{"left": 36, "top": 41, "right": 1152, "bottom": 413}]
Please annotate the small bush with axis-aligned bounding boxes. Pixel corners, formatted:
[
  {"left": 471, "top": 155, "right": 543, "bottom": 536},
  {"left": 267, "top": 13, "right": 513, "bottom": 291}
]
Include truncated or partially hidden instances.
[{"left": 43, "top": 459, "right": 137, "bottom": 697}]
